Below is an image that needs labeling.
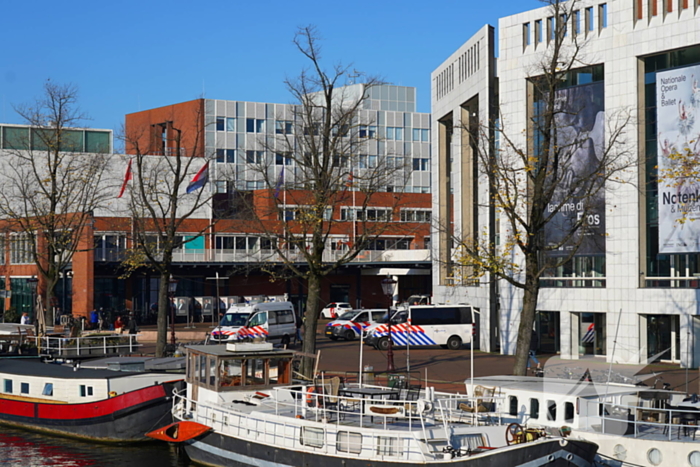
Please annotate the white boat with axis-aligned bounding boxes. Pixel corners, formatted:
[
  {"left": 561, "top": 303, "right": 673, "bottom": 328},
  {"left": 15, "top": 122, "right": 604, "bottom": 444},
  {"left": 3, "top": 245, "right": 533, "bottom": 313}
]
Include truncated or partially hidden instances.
[
  {"left": 148, "top": 343, "right": 598, "bottom": 467},
  {"left": 466, "top": 375, "right": 700, "bottom": 467}
]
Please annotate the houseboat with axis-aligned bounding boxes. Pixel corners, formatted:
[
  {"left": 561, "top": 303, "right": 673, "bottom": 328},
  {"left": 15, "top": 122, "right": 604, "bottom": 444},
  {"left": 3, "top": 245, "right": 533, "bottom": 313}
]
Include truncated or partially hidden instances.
[
  {"left": 148, "top": 343, "right": 598, "bottom": 466},
  {"left": 0, "top": 358, "right": 183, "bottom": 442},
  {"left": 466, "top": 375, "right": 700, "bottom": 467}
]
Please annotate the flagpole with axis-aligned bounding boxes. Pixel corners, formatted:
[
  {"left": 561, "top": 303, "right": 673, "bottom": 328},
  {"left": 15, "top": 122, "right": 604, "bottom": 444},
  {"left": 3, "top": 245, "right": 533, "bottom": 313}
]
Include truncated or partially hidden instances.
[{"left": 351, "top": 169, "right": 356, "bottom": 245}]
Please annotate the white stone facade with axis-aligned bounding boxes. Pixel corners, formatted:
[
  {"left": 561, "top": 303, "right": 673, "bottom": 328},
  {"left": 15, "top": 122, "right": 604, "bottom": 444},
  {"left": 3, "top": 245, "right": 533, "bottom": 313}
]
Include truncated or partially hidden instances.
[{"left": 432, "top": 1, "right": 700, "bottom": 366}]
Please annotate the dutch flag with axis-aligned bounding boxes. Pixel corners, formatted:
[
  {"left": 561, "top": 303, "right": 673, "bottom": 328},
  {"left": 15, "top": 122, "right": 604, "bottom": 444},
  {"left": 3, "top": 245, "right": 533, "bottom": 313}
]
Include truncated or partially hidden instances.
[{"left": 186, "top": 161, "right": 209, "bottom": 194}]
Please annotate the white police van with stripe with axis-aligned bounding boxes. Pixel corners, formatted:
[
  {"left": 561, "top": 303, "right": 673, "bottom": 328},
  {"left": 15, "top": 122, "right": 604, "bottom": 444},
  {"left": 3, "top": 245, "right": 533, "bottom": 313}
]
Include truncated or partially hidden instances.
[
  {"left": 209, "top": 301, "right": 296, "bottom": 346},
  {"left": 364, "top": 305, "right": 476, "bottom": 350}
]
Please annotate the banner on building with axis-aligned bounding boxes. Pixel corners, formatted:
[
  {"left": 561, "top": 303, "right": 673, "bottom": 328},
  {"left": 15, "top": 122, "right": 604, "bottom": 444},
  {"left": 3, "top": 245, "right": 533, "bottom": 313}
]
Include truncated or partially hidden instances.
[
  {"left": 544, "top": 81, "right": 606, "bottom": 257},
  {"left": 656, "top": 63, "right": 700, "bottom": 253}
]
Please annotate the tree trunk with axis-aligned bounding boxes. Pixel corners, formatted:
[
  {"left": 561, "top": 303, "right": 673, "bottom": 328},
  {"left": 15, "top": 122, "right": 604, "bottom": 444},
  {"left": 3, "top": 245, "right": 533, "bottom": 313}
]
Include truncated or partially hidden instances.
[
  {"left": 512, "top": 252, "right": 540, "bottom": 376},
  {"left": 156, "top": 273, "right": 170, "bottom": 357},
  {"left": 300, "top": 274, "right": 322, "bottom": 379}
]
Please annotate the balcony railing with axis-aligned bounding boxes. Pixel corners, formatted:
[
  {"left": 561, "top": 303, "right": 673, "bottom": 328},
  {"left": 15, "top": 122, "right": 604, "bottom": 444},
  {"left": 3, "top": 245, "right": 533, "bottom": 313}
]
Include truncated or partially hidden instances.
[{"left": 94, "top": 248, "right": 430, "bottom": 264}]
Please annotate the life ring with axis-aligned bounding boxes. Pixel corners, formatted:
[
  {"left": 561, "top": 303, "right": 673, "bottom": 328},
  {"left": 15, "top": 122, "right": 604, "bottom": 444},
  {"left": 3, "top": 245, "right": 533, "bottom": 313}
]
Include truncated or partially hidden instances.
[
  {"left": 306, "top": 387, "right": 317, "bottom": 407},
  {"left": 417, "top": 399, "right": 434, "bottom": 415}
]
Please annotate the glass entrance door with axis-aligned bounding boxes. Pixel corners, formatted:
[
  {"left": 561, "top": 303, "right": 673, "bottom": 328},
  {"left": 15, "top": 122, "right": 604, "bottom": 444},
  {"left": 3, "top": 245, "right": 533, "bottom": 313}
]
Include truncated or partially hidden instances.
[
  {"left": 579, "top": 312, "right": 606, "bottom": 356},
  {"left": 647, "top": 315, "right": 680, "bottom": 362}
]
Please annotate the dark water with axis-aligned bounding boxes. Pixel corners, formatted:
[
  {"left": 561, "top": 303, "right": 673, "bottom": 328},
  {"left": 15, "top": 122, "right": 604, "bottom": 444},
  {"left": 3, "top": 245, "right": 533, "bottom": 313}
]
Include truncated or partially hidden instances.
[{"left": 0, "top": 427, "right": 191, "bottom": 466}]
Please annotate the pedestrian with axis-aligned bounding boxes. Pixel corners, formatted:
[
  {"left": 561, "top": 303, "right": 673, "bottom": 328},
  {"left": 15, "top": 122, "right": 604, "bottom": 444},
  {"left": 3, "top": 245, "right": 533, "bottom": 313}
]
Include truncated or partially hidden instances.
[
  {"left": 20, "top": 312, "right": 30, "bottom": 325},
  {"left": 295, "top": 313, "right": 304, "bottom": 345},
  {"left": 114, "top": 315, "right": 124, "bottom": 333},
  {"left": 90, "top": 308, "right": 99, "bottom": 329},
  {"left": 127, "top": 313, "right": 138, "bottom": 334},
  {"left": 98, "top": 308, "right": 105, "bottom": 331}
]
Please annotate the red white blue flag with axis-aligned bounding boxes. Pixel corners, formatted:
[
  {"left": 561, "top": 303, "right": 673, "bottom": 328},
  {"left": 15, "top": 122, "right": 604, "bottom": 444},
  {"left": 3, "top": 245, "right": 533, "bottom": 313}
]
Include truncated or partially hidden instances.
[{"left": 186, "top": 162, "right": 209, "bottom": 193}]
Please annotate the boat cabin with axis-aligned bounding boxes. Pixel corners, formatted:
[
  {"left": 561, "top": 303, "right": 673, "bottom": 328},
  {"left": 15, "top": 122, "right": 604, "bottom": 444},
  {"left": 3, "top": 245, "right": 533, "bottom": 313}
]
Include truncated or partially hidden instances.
[{"left": 185, "top": 343, "right": 295, "bottom": 405}]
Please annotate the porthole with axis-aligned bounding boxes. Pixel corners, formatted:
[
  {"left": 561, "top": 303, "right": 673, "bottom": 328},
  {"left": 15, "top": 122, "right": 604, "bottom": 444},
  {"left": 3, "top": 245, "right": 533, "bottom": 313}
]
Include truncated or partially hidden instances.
[
  {"left": 613, "top": 444, "right": 627, "bottom": 461},
  {"left": 647, "top": 448, "right": 662, "bottom": 466},
  {"left": 689, "top": 451, "right": 700, "bottom": 467}
]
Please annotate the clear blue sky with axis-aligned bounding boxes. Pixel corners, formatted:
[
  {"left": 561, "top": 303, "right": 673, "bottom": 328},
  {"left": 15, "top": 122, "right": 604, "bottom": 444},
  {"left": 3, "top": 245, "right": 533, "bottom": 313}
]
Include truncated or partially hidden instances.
[{"left": 0, "top": 0, "right": 543, "bottom": 136}]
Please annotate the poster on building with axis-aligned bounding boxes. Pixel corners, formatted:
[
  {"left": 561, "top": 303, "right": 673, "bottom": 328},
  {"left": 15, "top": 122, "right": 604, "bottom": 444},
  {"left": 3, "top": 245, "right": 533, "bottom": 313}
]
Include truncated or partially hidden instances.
[
  {"left": 544, "top": 81, "right": 606, "bottom": 257},
  {"left": 656, "top": 64, "right": 700, "bottom": 253}
]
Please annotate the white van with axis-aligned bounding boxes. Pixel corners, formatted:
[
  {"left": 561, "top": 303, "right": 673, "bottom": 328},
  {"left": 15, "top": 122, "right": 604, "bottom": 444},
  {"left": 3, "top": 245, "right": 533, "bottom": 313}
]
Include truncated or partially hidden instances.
[
  {"left": 364, "top": 305, "right": 476, "bottom": 350},
  {"left": 325, "top": 309, "right": 387, "bottom": 341},
  {"left": 209, "top": 301, "right": 296, "bottom": 346}
]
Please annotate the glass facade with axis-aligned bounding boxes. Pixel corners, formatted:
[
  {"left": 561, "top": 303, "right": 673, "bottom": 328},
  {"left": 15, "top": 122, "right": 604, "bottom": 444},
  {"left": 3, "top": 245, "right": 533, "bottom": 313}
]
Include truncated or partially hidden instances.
[
  {"left": 533, "top": 65, "right": 607, "bottom": 287},
  {"left": 643, "top": 45, "right": 700, "bottom": 287}
]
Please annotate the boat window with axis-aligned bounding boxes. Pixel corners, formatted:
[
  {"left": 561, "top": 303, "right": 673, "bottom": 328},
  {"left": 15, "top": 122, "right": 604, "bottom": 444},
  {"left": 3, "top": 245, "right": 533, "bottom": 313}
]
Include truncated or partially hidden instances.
[
  {"left": 269, "top": 358, "right": 291, "bottom": 384},
  {"left": 547, "top": 400, "right": 557, "bottom": 421},
  {"left": 452, "top": 433, "right": 486, "bottom": 450},
  {"left": 337, "top": 431, "right": 362, "bottom": 454},
  {"left": 3, "top": 379, "right": 12, "bottom": 394},
  {"left": 21, "top": 382, "right": 29, "bottom": 394},
  {"left": 509, "top": 396, "right": 518, "bottom": 416},
  {"left": 565, "top": 402, "right": 574, "bottom": 423},
  {"left": 377, "top": 436, "right": 403, "bottom": 457},
  {"left": 245, "top": 358, "right": 266, "bottom": 385},
  {"left": 196, "top": 355, "right": 207, "bottom": 385},
  {"left": 220, "top": 359, "right": 243, "bottom": 387},
  {"left": 208, "top": 356, "right": 217, "bottom": 386},
  {"left": 79, "top": 385, "right": 94, "bottom": 397},
  {"left": 42, "top": 383, "right": 53, "bottom": 396},
  {"left": 300, "top": 426, "right": 324, "bottom": 448},
  {"left": 530, "top": 398, "right": 540, "bottom": 419}
]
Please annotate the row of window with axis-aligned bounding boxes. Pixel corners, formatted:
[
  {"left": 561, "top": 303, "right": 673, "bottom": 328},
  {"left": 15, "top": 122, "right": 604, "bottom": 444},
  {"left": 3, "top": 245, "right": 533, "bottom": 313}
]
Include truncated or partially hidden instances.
[
  {"left": 2, "top": 380, "right": 93, "bottom": 398},
  {"left": 523, "top": 4, "right": 607, "bottom": 46},
  {"left": 216, "top": 118, "right": 430, "bottom": 142},
  {"left": 215, "top": 149, "right": 427, "bottom": 171},
  {"left": 301, "top": 427, "right": 402, "bottom": 457},
  {"left": 508, "top": 395, "right": 575, "bottom": 423}
]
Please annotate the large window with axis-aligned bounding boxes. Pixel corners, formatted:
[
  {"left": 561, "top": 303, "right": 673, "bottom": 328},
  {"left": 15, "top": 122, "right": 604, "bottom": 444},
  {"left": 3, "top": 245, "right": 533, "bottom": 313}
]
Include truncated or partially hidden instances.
[
  {"left": 275, "top": 120, "right": 293, "bottom": 135},
  {"left": 246, "top": 119, "right": 265, "bottom": 133},
  {"left": 643, "top": 45, "right": 700, "bottom": 287},
  {"left": 533, "top": 65, "right": 606, "bottom": 287},
  {"left": 10, "top": 234, "right": 33, "bottom": 264}
]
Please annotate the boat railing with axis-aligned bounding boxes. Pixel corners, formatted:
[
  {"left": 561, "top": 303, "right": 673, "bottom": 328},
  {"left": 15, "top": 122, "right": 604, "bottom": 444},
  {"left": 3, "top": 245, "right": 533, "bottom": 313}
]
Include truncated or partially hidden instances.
[
  {"left": 581, "top": 398, "right": 700, "bottom": 441},
  {"left": 171, "top": 390, "right": 434, "bottom": 462},
  {"left": 29, "top": 334, "right": 140, "bottom": 356}
]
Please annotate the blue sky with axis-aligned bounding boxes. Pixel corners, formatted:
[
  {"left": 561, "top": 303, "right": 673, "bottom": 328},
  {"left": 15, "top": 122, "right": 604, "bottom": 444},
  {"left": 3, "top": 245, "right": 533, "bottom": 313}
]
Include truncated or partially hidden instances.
[{"left": 0, "top": 1, "right": 543, "bottom": 135}]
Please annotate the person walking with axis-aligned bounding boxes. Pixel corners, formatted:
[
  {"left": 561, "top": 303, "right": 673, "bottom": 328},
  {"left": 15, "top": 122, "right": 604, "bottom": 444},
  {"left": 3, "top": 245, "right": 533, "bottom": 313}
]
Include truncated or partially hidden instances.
[
  {"left": 294, "top": 313, "right": 303, "bottom": 345},
  {"left": 20, "top": 312, "right": 30, "bottom": 325}
]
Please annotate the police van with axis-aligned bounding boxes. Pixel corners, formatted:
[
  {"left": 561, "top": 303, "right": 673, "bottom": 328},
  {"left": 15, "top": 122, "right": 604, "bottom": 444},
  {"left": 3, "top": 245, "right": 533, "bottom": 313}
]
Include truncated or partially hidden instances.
[
  {"left": 364, "top": 305, "right": 476, "bottom": 350},
  {"left": 325, "top": 309, "right": 387, "bottom": 341},
  {"left": 209, "top": 301, "right": 296, "bottom": 346}
]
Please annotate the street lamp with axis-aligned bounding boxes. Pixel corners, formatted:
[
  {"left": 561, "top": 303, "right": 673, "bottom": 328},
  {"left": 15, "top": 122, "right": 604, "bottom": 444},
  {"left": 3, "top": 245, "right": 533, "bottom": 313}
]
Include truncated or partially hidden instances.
[
  {"left": 381, "top": 276, "right": 397, "bottom": 372},
  {"left": 168, "top": 278, "right": 179, "bottom": 345}
]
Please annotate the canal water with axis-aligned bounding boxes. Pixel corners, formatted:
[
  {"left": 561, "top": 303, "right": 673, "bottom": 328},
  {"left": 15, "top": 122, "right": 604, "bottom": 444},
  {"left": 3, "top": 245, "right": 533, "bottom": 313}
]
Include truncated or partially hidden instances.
[{"left": 0, "top": 426, "right": 191, "bottom": 466}]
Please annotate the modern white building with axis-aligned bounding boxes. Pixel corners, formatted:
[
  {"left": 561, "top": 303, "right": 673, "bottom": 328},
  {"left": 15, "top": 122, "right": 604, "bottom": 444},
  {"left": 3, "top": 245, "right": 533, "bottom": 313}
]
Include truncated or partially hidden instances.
[{"left": 432, "top": 1, "right": 700, "bottom": 367}]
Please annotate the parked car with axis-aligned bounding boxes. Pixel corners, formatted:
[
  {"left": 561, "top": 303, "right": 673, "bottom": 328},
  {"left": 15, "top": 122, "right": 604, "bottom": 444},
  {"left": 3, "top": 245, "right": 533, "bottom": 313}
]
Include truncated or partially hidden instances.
[
  {"left": 320, "top": 302, "right": 352, "bottom": 319},
  {"left": 325, "top": 309, "right": 387, "bottom": 340}
]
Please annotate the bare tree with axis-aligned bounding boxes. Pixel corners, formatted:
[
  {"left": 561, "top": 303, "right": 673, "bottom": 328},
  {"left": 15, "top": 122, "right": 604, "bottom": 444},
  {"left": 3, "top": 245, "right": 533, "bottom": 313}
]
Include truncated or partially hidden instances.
[
  {"left": 453, "top": 0, "right": 634, "bottom": 375},
  {"left": 122, "top": 112, "right": 216, "bottom": 357},
  {"left": 234, "top": 26, "right": 414, "bottom": 378},
  {"left": 0, "top": 81, "right": 111, "bottom": 331}
]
